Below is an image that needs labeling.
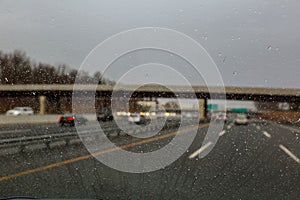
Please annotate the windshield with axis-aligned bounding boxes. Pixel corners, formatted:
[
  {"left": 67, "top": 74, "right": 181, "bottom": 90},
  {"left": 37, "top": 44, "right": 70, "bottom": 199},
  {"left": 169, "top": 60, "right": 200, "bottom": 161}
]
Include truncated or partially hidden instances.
[{"left": 0, "top": 0, "right": 299, "bottom": 199}]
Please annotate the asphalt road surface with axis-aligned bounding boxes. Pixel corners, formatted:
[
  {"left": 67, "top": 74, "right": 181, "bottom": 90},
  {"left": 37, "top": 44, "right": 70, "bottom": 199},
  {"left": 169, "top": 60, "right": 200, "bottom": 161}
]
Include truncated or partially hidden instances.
[
  {"left": 0, "top": 118, "right": 180, "bottom": 139},
  {"left": 0, "top": 121, "right": 116, "bottom": 139},
  {"left": 0, "top": 120, "right": 299, "bottom": 199}
]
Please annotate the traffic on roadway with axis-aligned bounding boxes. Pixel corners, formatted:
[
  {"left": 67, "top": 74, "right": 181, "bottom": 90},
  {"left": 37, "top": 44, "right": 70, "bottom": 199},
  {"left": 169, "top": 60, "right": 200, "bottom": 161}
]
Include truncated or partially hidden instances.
[
  {"left": 0, "top": 113, "right": 300, "bottom": 199},
  {"left": 1, "top": 1, "right": 300, "bottom": 199}
]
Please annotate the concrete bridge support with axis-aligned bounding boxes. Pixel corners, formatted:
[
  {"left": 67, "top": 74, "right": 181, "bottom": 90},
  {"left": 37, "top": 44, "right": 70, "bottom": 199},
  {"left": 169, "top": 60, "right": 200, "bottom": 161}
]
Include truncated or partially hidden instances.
[
  {"left": 39, "top": 96, "right": 46, "bottom": 115},
  {"left": 199, "top": 98, "right": 207, "bottom": 120}
]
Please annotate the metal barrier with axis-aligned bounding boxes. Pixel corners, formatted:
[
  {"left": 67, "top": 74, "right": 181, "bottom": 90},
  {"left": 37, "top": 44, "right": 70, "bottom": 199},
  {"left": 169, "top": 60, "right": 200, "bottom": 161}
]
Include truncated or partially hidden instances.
[{"left": 0, "top": 120, "right": 186, "bottom": 156}]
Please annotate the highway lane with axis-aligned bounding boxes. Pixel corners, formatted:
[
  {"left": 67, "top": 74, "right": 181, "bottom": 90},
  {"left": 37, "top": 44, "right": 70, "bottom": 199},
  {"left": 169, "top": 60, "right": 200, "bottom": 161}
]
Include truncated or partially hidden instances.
[
  {"left": 0, "top": 122, "right": 81, "bottom": 139},
  {"left": 0, "top": 122, "right": 112, "bottom": 138},
  {"left": 0, "top": 121, "right": 299, "bottom": 199},
  {"left": 0, "top": 118, "right": 181, "bottom": 139}
]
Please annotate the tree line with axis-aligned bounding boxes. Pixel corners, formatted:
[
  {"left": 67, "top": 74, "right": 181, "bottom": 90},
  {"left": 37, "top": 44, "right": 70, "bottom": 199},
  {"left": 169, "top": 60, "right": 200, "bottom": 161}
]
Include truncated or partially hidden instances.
[{"left": 0, "top": 50, "right": 114, "bottom": 85}]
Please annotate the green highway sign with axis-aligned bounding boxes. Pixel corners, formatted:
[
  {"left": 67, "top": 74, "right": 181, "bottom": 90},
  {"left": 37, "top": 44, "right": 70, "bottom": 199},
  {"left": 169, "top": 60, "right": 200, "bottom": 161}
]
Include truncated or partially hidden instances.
[
  {"left": 207, "top": 104, "right": 218, "bottom": 110},
  {"left": 231, "top": 108, "right": 248, "bottom": 113}
]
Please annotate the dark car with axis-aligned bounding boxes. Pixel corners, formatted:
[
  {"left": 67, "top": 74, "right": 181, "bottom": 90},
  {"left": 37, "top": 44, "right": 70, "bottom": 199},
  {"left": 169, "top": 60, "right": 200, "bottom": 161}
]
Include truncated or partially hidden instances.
[
  {"left": 58, "top": 114, "right": 88, "bottom": 127},
  {"left": 97, "top": 108, "right": 114, "bottom": 122}
]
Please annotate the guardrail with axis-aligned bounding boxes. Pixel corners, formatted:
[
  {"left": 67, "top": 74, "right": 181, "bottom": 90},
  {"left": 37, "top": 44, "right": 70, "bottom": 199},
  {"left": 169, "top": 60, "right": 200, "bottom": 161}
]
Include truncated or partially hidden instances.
[{"left": 0, "top": 119, "right": 187, "bottom": 156}]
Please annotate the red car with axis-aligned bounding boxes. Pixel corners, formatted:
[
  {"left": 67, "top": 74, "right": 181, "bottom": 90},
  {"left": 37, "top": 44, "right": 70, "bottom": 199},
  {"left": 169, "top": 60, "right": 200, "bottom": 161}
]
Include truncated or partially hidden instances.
[{"left": 58, "top": 114, "right": 87, "bottom": 127}]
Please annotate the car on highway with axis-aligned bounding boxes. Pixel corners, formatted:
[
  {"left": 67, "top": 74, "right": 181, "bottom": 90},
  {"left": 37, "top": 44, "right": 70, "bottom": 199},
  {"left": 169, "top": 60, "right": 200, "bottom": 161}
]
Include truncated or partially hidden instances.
[
  {"left": 58, "top": 114, "right": 88, "bottom": 126},
  {"left": 234, "top": 114, "right": 249, "bottom": 125},
  {"left": 6, "top": 107, "right": 34, "bottom": 116},
  {"left": 128, "top": 112, "right": 148, "bottom": 124},
  {"left": 97, "top": 107, "right": 114, "bottom": 122},
  {"left": 214, "top": 112, "right": 228, "bottom": 123}
]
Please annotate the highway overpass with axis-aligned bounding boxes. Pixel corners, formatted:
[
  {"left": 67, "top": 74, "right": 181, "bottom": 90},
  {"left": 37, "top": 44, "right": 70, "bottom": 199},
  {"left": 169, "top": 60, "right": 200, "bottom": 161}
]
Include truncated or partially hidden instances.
[
  {"left": 0, "top": 84, "right": 299, "bottom": 101},
  {"left": 0, "top": 84, "right": 299, "bottom": 114}
]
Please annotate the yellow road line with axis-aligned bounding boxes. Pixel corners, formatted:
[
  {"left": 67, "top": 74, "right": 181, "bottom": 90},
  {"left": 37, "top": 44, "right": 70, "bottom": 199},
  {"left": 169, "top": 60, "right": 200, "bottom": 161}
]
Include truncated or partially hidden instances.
[{"left": 0, "top": 123, "right": 209, "bottom": 182}]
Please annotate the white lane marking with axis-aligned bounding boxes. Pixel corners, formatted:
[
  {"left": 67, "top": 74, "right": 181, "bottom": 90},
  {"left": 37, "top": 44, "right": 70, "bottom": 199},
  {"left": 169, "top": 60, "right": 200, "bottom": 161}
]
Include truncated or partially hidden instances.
[
  {"left": 279, "top": 144, "right": 300, "bottom": 164},
  {"left": 0, "top": 129, "right": 31, "bottom": 134},
  {"left": 219, "top": 130, "right": 226, "bottom": 136},
  {"left": 189, "top": 142, "right": 212, "bottom": 159},
  {"left": 262, "top": 131, "right": 271, "bottom": 138}
]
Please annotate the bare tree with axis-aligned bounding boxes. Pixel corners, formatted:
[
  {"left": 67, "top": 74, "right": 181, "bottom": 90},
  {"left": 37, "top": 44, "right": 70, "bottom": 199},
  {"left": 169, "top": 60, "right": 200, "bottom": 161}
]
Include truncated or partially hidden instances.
[{"left": 0, "top": 50, "right": 115, "bottom": 85}]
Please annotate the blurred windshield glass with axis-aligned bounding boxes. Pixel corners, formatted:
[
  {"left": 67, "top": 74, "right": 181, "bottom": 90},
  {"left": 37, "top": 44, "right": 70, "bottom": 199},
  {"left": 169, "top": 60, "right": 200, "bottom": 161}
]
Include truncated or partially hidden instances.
[{"left": 0, "top": 0, "right": 299, "bottom": 199}]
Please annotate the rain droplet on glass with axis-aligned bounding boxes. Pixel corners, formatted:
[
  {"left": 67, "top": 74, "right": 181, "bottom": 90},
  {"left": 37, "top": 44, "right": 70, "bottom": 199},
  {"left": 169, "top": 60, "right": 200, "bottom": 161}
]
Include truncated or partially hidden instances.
[{"left": 202, "top": 36, "right": 208, "bottom": 41}]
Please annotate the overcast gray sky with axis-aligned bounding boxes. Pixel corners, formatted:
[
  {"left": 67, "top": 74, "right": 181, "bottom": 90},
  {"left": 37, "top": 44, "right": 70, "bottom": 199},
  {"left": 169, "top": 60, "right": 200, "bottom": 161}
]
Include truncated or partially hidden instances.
[{"left": 0, "top": 0, "right": 299, "bottom": 88}]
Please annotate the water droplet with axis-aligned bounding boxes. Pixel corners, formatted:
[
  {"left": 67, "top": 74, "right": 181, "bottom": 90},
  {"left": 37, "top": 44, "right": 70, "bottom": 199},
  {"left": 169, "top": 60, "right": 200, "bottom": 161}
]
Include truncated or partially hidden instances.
[
  {"left": 223, "top": 57, "right": 226, "bottom": 63},
  {"left": 202, "top": 36, "right": 208, "bottom": 40},
  {"left": 267, "top": 45, "right": 272, "bottom": 51},
  {"left": 233, "top": 8, "right": 238, "bottom": 14},
  {"left": 233, "top": 71, "right": 238, "bottom": 76},
  {"left": 218, "top": 52, "right": 223, "bottom": 57}
]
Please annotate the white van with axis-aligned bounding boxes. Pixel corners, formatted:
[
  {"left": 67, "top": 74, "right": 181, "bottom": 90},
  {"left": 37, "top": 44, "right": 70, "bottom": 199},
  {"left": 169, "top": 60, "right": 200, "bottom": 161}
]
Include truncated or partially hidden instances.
[{"left": 6, "top": 107, "right": 34, "bottom": 116}]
